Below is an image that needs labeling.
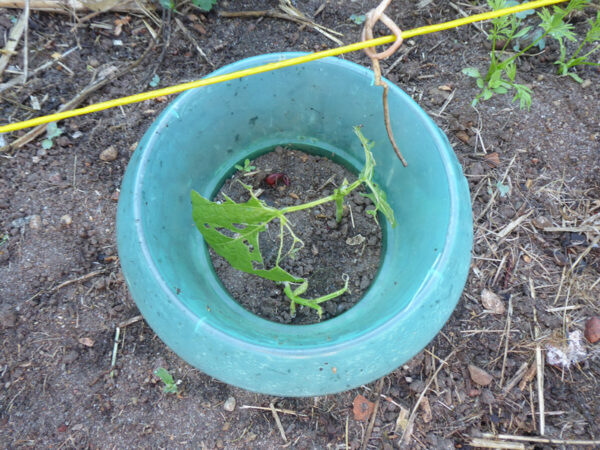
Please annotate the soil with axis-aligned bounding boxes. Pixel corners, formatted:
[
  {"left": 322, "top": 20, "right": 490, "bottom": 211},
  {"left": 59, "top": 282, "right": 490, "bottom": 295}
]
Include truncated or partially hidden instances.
[
  {"left": 1, "top": 1, "right": 599, "bottom": 448},
  {"left": 208, "top": 148, "right": 383, "bottom": 324}
]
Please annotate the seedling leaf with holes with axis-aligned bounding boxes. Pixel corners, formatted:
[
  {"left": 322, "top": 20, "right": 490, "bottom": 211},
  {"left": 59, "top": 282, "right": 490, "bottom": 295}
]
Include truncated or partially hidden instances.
[
  {"left": 192, "top": 188, "right": 303, "bottom": 283},
  {"left": 191, "top": 127, "right": 396, "bottom": 318}
]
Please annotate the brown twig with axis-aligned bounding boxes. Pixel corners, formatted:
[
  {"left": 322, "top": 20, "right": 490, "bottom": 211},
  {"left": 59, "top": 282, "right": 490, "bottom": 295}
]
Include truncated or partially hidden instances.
[
  {"left": 360, "top": 0, "right": 408, "bottom": 167},
  {"left": 1, "top": 36, "right": 155, "bottom": 152},
  {"left": 0, "top": 9, "right": 27, "bottom": 79},
  {"left": 401, "top": 348, "right": 458, "bottom": 444},
  {"left": 361, "top": 377, "right": 384, "bottom": 450},
  {"left": 174, "top": 17, "right": 213, "bottom": 67}
]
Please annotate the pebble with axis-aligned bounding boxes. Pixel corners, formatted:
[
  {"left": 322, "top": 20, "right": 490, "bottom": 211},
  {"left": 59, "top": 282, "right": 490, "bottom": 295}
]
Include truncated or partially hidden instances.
[
  {"left": 532, "top": 216, "right": 552, "bottom": 229},
  {"left": 584, "top": 316, "right": 600, "bottom": 344},
  {"left": 99, "top": 146, "right": 118, "bottom": 162},
  {"left": 468, "top": 364, "right": 493, "bottom": 386},
  {"left": 553, "top": 249, "right": 569, "bottom": 266},
  {"left": 223, "top": 396, "right": 236, "bottom": 412},
  {"left": 60, "top": 214, "right": 73, "bottom": 227},
  {"left": 63, "top": 350, "right": 79, "bottom": 364},
  {"left": 29, "top": 215, "right": 42, "bottom": 230},
  {"left": 581, "top": 79, "right": 591, "bottom": 89},
  {"left": 0, "top": 307, "right": 17, "bottom": 328}
]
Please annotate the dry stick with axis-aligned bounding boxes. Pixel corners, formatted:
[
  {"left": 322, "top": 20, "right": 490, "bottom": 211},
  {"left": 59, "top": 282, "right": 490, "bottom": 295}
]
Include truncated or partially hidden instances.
[
  {"left": 23, "top": 0, "right": 30, "bottom": 83},
  {"left": 500, "top": 361, "right": 528, "bottom": 397},
  {"left": 0, "top": 47, "right": 78, "bottom": 94},
  {"left": 0, "top": 9, "right": 27, "bottom": 78},
  {"left": 360, "top": 0, "right": 408, "bottom": 167},
  {"left": 480, "top": 433, "right": 600, "bottom": 446},
  {"left": 0, "top": 0, "right": 149, "bottom": 13},
  {"left": 118, "top": 315, "right": 143, "bottom": 328},
  {"left": 499, "top": 295, "right": 513, "bottom": 387},
  {"left": 269, "top": 402, "right": 287, "bottom": 443},
  {"left": 219, "top": 3, "right": 342, "bottom": 45},
  {"left": 239, "top": 405, "right": 307, "bottom": 417},
  {"left": 26, "top": 268, "right": 106, "bottom": 303},
  {"left": 533, "top": 309, "right": 545, "bottom": 436},
  {"left": 476, "top": 154, "right": 517, "bottom": 221},
  {"left": 174, "top": 17, "right": 213, "bottom": 67},
  {"left": 1, "top": 36, "right": 155, "bottom": 152},
  {"left": 469, "top": 438, "right": 525, "bottom": 449},
  {"left": 361, "top": 377, "right": 384, "bottom": 450},
  {"left": 400, "top": 348, "right": 458, "bottom": 445}
]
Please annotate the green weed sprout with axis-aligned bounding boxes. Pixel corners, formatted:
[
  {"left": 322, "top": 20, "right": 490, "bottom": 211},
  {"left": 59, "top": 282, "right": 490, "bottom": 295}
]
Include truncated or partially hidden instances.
[
  {"left": 160, "top": 0, "right": 217, "bottom": 12},
  {"left": 154, "top": 367, "right": 179, "bottom": 394},
  {"left": 234, "top": 158, "right": 256, "bottom": 173},
  {"left": 41, "top": 122, "right": 63, "bottom": 150},
  {"left": 555, "top": 9, "right": 600, "bottom": 82},
  {"left": 191, "top": 127, "right": 396, "bottom": 318},
  {"left": 463, "top": 0, "right": 589, "bottom": 109}
]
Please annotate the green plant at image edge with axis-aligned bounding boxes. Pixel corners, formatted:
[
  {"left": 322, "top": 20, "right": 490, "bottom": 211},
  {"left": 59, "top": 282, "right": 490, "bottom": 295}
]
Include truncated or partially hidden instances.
[
  {"left": 463, "top": 0, "right": 592, "bottom": 109},
  {"left": 191, "top": 127, "right": 396, "bottom": 319}
]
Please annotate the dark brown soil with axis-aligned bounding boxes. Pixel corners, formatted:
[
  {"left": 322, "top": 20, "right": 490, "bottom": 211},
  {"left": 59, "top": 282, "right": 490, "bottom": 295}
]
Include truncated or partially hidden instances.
[
  {"left": 1, "top": 1, "right": 599, "bottom": 448},
  {"left": 209, "top": 148, "right": 383, "bottom": 324}
]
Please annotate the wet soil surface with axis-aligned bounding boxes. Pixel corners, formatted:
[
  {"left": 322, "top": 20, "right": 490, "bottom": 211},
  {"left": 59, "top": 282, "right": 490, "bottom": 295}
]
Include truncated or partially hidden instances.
[
  {"left": 209, "top": 148, "right": 382, "bottom": 324},
  {"left": 1, "top": 1, "right": 599, "bottom": 448}
]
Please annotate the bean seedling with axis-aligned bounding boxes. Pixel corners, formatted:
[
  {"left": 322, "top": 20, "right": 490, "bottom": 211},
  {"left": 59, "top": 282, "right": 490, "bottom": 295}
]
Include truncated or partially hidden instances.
[
  {"left": 463, "top": 0, "right": 590, "bottom": 109},
  {"left": 234, "top": 158, "right": 256, "bottom": 173},
  {"left": 154, "top": 367, "right": 179, "bottom": 394},
  {"left": 191, "top": 127, "right": 396, "bottom": 318}
]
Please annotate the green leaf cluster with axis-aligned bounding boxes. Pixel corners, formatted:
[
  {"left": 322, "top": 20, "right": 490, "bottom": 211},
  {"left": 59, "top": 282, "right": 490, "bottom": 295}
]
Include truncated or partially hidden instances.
[
  {"left": 41, "top": 122, "right": 63, "bottom": 150},
  {"left": 463, "top": 0, "right": 593, "bottom": 109},
  {"left": 191, "top": 128, "right": 396, "bottom": 318},
  {"left": 555, "top": 9, "right": 600, "bottom": 82},
  {"left": 154, "top": 367, "right": 179, "bottom": 394},
  {"left": 160, "top": 0, "right": 217, "bottom": 12}
]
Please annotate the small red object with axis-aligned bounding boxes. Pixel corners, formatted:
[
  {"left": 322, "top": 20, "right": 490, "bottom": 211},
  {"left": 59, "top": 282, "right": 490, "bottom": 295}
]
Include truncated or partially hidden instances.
[{"left": 265, "top": 173, "right": 290, "bottom": 187}]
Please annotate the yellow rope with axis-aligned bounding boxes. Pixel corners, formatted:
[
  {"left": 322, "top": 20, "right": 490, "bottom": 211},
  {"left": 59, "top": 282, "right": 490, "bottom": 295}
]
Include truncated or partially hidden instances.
[{"left": 0, "top": 0, "right": 568, "bottom": 134}]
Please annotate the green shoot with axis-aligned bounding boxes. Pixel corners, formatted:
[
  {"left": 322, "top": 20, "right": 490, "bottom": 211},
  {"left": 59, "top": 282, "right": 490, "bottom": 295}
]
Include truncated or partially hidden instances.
[
  {"left": 463, "top": 0, "right": 589, "bottom": 109},
  {"left": 555, "top": 9, "right": 600, "bottom": 82},
  {"left": 191, "top": 127, "right": 395, "bottom": 318},
  {"left": 160, "top": 0, "right": 217, "bottom": 11},
  {"left": 154, "top": 367, "right": 179, "bottom": 394},
  {"left": 41, "top": 122, "right": 63, "bottom": 150},
  {"left": 234, "top": 158, "right": 256, "bottom": 173}
]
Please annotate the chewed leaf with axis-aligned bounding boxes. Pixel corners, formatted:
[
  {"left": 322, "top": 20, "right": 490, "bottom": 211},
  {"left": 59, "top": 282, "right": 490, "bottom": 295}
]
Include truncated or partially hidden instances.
[{"left": 191, "top": 190, "right": 302, "bottom": 283}]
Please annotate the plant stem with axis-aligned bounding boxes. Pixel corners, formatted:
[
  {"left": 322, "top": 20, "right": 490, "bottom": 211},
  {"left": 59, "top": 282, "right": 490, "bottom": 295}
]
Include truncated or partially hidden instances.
[{"left": 280, "top": 179, "right": 362, "bottom": 215}]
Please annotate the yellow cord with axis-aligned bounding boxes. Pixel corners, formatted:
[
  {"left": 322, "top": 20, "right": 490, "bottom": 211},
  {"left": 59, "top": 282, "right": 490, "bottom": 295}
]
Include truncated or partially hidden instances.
[{"left": 0, "top": 0, "right": 568, "bottom": 134}]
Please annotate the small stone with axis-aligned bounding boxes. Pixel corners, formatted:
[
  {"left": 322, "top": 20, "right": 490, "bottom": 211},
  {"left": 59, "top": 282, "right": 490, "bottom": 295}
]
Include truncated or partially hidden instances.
[
  {"left": 99, "top": 146, "right": 118, "bottom": 161},
  {"left": 456, "top": 130, "right": 470, "bottom": 144},
  {"left": 29, "top": 215, "right": 42, "bottom": 230},
  {"left": 481, "top": 289, "right": 505, "bottom": 314},
  {"left": 468, "top": 364, "right": 493, "bottom": 386},
  {"left": 111, "top": 190, "right": 120, "bottom": 202},
  {"left": 352, "top": 394, "right": 375, "bottom": 421},
  {"left": 480, "top": 389, "right": 495, "bottom": 405},
  {"left": 0, "top": 307, "right": 17, "bottom": 328},
  {"left": 584, "top": 316, "right": 600, "bottom": 344},
  {"left": 409, "top": 379, "right": 425, "bottom": 393},
  {"left": 553, "top": 249, "right": 569, "bottom": 266},
  {"left": 532, "top": 216, "right": 552, "bottom": 229},
  {"left": 581, "top": 79, "right": 591, "bottom": 89},
  {"left": 63, "top": 350, "right": 79, "bottom": 364},
  {"left": 60, "top": 214, "right": 72, "bottom": 227},
  {"left": 48, "top": 172, "right": 63, "bottom": 184},
  {"left": 223, "top": 396, "right": 236, "bottom": 412},
  {"left": 346, "top": 234, "right": 366, "bottom": 246},
  {"left": 78, "top": 337, "right": 95, "bottom": 347}
]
